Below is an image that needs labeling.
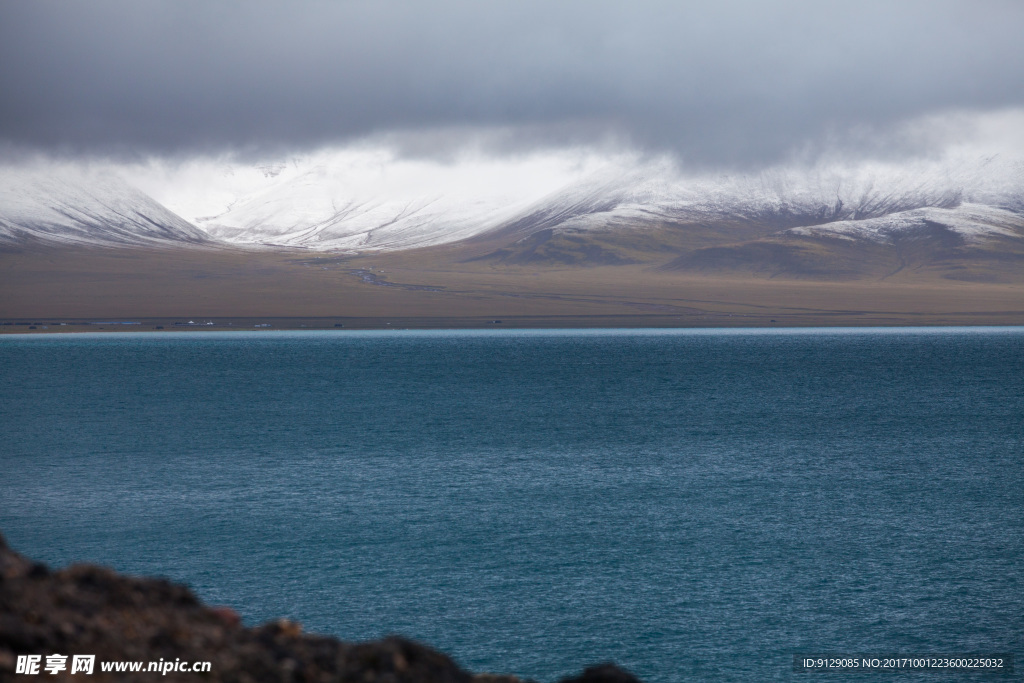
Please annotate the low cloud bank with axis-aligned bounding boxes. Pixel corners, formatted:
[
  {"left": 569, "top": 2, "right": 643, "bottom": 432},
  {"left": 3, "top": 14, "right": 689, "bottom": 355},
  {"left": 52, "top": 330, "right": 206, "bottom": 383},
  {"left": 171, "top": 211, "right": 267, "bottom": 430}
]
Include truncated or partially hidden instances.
[
  {"left": 2, "top": 109, "right": 1022, "bottom": 251},
  {"left": 2, "top": 1, "right": 1023, "bottom": 164}
]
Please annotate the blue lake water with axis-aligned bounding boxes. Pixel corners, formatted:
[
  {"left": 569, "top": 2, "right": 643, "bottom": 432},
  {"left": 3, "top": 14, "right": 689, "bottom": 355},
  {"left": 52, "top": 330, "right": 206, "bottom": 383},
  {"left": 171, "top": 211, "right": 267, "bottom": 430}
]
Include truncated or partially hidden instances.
[{"left": 1, "top": 328, "right": 1022, "bottom": 682}]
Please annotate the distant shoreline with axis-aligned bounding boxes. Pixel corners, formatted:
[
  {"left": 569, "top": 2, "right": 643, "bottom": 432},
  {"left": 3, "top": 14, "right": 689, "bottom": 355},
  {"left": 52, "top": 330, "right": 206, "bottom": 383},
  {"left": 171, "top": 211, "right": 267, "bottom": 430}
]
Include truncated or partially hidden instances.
[
  {"left": 3, "top": 317, "right": 1024, "bottom": 335},
  {"left": 4, "top": 246, "right": 1023, "bottom": 330}
]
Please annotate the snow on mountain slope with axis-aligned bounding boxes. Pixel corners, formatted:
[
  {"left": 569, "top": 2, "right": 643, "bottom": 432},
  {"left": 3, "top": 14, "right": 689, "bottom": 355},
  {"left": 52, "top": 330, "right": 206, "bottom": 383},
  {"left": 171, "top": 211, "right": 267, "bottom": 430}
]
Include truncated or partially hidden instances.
[
  {"left": 200, "top": 168, "right": 539, "bottom": 251},
  {"left": 2, "top": 148, "right": 1021, "bottom": 252},
  {"left": 0, "top": 166, "right": 210, "bottom": 247},
  {"left": 786, "top": 203, "right": 1024, "bottom": 243},
  {"left": 193, "top": 152, "right": 1024, "bottom": 251},
  {"left": 188, "top": 148, "right": 613, "bottom": 251},
  {"left": 486, "top": 155, "right": 1024, "bottom": 240}
]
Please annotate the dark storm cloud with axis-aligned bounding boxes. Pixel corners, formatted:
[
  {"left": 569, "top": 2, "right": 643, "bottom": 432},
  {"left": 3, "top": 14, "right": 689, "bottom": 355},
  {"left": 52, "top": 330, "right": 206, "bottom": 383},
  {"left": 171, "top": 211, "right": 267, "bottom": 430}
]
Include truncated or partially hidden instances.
[{"left": 1, "top": 0, "right": 1023, "bottom": 165}]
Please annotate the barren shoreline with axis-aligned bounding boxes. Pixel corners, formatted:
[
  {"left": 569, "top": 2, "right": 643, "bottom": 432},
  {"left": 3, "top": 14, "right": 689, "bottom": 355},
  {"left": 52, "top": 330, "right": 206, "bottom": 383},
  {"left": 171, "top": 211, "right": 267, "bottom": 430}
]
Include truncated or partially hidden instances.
[
  {"left": 4, "top": 318, "right": 1024, "bottom": 335},
  {"left": 3, "top": 245, "right": 1023, "bottom": 329}
]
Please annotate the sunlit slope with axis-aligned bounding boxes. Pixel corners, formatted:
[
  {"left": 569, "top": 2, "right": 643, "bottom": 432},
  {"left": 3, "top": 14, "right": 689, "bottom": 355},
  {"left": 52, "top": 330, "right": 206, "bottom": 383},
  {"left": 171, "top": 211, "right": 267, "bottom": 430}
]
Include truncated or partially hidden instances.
[{"left": 0, "top": 168, "right": 211, "bottom": 248}]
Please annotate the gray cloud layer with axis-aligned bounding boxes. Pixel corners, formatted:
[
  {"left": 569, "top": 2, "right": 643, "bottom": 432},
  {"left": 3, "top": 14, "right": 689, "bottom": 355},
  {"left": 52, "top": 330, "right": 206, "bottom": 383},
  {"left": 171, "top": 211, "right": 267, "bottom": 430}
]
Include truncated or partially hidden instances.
[{"left": 2, "top": 0, "right": 1023, "bottom": 165}]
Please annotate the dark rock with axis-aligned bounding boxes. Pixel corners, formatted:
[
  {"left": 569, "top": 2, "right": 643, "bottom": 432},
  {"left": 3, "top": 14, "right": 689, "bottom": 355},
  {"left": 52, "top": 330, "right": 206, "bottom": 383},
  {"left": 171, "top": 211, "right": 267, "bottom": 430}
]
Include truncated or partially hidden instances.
[
  {"left": 558, "top": 663, "right": 643, "bottom": 683},
  {"left": 0, "top": 532, "right": 640, "bottom": 682}
]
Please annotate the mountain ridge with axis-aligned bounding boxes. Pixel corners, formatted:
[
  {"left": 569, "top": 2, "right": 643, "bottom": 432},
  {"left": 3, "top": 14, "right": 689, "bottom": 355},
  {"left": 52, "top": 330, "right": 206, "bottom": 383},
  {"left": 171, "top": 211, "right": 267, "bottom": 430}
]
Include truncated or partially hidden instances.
[
  {"left": 2, "top": 157, "right": 1023, "bottom": 281},
  {"left": 0, "top": 168, "right": 211, "bottom": 248}
]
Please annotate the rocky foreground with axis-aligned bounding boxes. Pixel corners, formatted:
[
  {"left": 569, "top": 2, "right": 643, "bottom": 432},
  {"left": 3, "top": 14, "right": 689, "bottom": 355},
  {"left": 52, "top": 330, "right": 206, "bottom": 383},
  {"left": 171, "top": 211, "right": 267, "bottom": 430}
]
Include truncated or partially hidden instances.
[{"left": 0, "top": 534, "right": 640, "bottom": 682}]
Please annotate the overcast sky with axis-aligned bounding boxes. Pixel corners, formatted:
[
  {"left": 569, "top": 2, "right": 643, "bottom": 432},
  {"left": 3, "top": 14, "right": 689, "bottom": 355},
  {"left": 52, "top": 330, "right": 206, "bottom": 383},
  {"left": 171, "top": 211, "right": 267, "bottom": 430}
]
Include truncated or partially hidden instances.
[{"left": 2, "top": 0, "right": 1023, "bottom": 167}]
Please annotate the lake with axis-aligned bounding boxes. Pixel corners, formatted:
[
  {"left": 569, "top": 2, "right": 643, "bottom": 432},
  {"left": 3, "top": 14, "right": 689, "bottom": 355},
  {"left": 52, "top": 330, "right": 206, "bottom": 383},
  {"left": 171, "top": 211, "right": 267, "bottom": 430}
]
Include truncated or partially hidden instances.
[{"left": 2, "top": 328, "right": 1022, "bottom": 681}]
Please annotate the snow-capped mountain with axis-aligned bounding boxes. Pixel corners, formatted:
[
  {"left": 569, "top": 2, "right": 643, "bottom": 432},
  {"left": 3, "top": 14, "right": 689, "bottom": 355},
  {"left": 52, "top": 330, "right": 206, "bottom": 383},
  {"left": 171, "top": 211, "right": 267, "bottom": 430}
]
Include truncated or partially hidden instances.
[
  {"left": 786, "top": 203, "right": 1024, "bottom": 243},
  {"left": 478, "top": 155, "right": 1024, "bottom": 243},
  {"left": 0, "top": 167, "right": 210, "bottom": 247},
  {"left": 198, "top": 164, "right": 547, "bottom": 251},
  {"left": 174, "top": 147, "right": 613, "bottom": 251},
  {"left": 178, "top": 153, "right": 1023, "bottom": 252},
  {"left": 1, "top": 152, "right": 1021, "bottom": 255}
]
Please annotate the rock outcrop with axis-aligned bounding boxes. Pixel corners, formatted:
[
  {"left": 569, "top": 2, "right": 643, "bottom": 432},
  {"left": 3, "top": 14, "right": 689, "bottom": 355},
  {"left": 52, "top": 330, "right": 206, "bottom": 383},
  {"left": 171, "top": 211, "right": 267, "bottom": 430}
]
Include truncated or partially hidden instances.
[{"left": 0, "top": 534, "right": 640, "bottom": 682}]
